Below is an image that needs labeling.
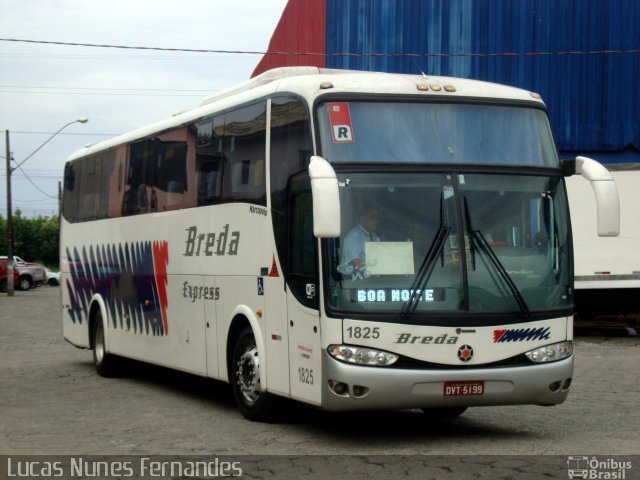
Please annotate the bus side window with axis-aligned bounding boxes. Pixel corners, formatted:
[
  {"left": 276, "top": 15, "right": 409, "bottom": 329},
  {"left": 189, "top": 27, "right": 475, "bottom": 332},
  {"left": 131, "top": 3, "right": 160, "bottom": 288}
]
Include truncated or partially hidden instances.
[
  {"left": 123, "top": 140, "right": 149, "bottom": 215},
  {"left": 62, "top": 162, "right": 79, "bottom": 222},
  {"left": 62, "top": 152, "right": 114, "bottom": 222},
  {"left": 221, "top": 102, "right": 267, "bottom": 205},
  {"left": 196, "top": 116, "right": 224, "bottom": 205}
]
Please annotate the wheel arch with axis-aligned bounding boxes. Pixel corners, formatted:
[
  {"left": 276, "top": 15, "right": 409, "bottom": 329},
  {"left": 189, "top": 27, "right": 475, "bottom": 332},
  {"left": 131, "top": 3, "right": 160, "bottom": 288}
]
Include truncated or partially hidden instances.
[
  {"left": 225, "top": 306, "right": 266, "bottom": 390},
  {"left": 88, "top": 294, "right": 109, "bottom": 351}
]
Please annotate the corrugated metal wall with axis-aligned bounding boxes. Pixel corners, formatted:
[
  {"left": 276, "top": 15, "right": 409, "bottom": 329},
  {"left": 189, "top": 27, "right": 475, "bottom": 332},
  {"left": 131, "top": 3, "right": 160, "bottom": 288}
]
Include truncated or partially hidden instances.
[{"left": 324, "top": 0, "right": 640, "bottom": 157}]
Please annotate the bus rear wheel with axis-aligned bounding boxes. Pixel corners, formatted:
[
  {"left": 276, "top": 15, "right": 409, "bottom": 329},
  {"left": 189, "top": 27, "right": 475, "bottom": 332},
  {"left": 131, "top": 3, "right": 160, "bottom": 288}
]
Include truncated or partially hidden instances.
[
  {"left": 92, "top": 311, "right": 117, "bottom": 377},
  {"left": 231, "top": 327, "right": 274, "bottom": 421}
]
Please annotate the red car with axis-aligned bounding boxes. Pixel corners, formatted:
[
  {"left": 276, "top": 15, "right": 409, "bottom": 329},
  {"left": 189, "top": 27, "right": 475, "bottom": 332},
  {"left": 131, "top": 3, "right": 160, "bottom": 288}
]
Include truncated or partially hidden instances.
[{"left": 0, "top": 259, "right": 20, "bottom": 292}]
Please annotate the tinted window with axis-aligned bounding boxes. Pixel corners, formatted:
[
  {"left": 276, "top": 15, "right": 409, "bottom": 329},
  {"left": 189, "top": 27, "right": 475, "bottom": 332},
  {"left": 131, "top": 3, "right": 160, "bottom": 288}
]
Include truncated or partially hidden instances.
[
  {"left": 317, "top": 102, "right": 559, "bottom": 167},
  {"left": 62, "top": 150, "right": 115, "bottom": 222},
  {"left": 123, "top": 134, "right": 189, "bottom": 215},
  {"left": 289, "top": 177, "right": 318, "bottom": 309},
  {"left": 196, "top": 116, "right": 224, "bottom": 205},
  {"left": 221, "top": 102, "right": 267, "bottom": 205},
  {"left": 269, "top": 96, "right": 313, "bottom": 303}
]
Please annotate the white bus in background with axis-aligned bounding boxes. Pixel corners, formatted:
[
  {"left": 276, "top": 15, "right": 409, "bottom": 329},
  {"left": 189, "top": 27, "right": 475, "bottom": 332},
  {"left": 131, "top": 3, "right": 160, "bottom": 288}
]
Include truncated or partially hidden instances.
[
  {"left": 566, "top": 164, "right": 640, "bottom": 332},
  {"left": 60, "top": 67, "right": 619, "bottom": 421}
]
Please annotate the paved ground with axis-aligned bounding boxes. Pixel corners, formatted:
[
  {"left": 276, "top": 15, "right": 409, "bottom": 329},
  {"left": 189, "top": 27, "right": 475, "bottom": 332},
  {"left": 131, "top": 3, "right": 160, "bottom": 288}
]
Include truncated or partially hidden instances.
[{"left": 1, "top": 287, "right": 638, "bottom": 478}]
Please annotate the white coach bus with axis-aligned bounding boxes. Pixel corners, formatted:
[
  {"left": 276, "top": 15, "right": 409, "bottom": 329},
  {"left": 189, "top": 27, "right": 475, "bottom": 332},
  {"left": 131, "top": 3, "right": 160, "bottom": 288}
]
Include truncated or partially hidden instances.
[{"left": 61, "top": 67, "right": 619, "bottom": 421}]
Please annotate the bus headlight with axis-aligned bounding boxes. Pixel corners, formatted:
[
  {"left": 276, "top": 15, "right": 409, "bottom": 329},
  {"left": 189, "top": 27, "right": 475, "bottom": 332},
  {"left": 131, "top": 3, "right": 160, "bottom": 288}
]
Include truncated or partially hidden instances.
[
  {"left": 328, "top": 345, "right": 399, "bottom": 366},
  {"left": 525, "top": 341, "right": 573, "bottom": 363}
]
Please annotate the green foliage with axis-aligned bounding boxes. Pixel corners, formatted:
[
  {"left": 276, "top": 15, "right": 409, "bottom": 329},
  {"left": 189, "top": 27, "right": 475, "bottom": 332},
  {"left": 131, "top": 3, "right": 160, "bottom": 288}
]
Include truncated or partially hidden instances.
[{"left": 0, "top": 211, "right": 60, "bottom": 269}]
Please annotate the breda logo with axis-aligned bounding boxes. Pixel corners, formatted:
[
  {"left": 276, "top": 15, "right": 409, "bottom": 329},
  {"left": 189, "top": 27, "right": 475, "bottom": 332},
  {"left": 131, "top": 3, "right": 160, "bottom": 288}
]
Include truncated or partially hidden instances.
[{"left": 457, "top": 345, "right": 474, "bottom": 362}]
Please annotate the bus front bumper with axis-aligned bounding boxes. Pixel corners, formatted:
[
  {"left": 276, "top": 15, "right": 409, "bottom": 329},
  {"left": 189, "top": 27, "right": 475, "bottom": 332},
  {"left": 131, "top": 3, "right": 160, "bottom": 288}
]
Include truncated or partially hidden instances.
[{"left": 320, "top": 349, "right": 573, "bottom": 411}]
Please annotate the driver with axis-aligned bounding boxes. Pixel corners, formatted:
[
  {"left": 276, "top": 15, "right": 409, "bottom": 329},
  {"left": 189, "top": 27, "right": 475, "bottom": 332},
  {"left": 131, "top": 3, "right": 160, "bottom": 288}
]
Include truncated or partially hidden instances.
[{"left": 338, "top": 207, "right": 379, "bottom": 278}]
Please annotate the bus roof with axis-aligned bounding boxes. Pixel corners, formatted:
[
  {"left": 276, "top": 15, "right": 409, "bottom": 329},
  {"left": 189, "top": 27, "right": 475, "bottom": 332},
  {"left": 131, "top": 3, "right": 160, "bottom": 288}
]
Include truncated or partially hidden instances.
[{"left": 68, "top": 67, "right": 544, "bottom": 161}]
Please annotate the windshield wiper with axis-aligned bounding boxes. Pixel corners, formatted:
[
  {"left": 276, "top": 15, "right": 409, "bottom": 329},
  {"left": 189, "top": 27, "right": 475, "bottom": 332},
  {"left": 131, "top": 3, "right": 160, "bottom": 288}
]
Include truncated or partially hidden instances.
[
  {"left": 401, "top": 196, "right": 449, "bottom": 320},
  {"left": 463, "top": 198, "right": 530, "bottom": 318}
]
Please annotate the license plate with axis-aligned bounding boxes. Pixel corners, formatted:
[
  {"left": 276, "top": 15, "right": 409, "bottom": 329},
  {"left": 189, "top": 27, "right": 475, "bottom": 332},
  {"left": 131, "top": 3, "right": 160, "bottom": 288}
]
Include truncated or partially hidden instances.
[{"left": 443, "top": 381, "right": 485, "bottom": 396}]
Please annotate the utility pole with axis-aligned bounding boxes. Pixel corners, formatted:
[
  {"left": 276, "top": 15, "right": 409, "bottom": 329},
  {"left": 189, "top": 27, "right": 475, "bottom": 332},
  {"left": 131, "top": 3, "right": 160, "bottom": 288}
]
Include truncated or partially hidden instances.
[
  {"left": 4, "top": 118, "right": 88, "bottom": 296},
  {"left": 5, "top": 130, "right": 14, "bottom": 296}
]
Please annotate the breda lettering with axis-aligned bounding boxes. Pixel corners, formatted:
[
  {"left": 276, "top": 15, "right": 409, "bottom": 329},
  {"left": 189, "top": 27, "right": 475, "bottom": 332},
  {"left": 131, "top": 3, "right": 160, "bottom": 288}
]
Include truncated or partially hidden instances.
[{"left": 183, "top": 225, "right": 240, "bottom": 257}]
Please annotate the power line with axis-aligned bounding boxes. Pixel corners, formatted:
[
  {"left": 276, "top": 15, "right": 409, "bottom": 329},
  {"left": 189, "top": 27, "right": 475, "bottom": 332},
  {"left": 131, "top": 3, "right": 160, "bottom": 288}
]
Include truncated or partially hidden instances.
[
  {"left": 5, "top": 131, "right": 117, "bottom": 136},
  {"left": 0, "top": 52, "right": 251, "bottom": 60},
  {"left": 13, "top": 163, "right": 57, "bottom": 199},
  {"left": 2, "top": 168, "right": 62, "bottom": 173},
  {"left": 0, "top": 90, "right": 203, "bottom": 97},
  {"left": 0, "top": 38, "right": 267, "bottom": 55},
  {"left": 1, "top": 37, "right": 639, "bottom": 58},
  {"left": 0, "top": 85, "right": 220, "bottom": 99},
  {"left": 3, "top": 196, "right": 54, "bottom": 203},
  {"left": 0, "top": 174, "right": 61, "bottom": 179},
  {"left": 0, "top": 85, "right": 213, "bottom": 92},
  {"left": 0, "top": 85, "right": 218, "bottom": 98}
]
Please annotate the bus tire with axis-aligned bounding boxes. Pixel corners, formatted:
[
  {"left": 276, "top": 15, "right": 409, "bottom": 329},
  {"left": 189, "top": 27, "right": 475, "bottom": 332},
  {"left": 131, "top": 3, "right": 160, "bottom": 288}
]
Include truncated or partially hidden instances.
[
  {"left": 421, "top": 406, "right": 468, "bottom": 418},
  {"left": 92, "top": 311, "right": 117, "bottom": 377},
  {"left": 231, "top": 327, "right": 274, "bottom": 421}
]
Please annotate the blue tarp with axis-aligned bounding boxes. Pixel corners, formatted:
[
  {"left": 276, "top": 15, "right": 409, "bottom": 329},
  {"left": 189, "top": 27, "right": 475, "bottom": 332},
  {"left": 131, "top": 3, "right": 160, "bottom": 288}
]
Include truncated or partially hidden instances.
[{"left": 325, "top": 0, "right": 640, "bottom": 159}]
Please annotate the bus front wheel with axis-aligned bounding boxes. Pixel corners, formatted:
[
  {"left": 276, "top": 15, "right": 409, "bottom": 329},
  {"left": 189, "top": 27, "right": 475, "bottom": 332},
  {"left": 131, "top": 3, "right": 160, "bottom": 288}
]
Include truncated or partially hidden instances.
[{"left": 231, "top": 327, "right": 274, "bottom": 421}]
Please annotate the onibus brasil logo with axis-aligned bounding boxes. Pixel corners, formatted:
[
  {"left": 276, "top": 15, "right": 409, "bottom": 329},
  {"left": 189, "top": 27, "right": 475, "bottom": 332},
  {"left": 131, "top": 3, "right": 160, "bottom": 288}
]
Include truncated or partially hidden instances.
[{"left": 567, "top": 456, "right": 632, "bottom": 479}]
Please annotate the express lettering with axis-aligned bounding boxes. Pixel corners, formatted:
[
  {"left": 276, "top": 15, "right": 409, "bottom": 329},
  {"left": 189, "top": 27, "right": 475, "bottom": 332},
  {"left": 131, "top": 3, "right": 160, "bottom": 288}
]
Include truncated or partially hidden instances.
[
  {"left": 182, "top": 282, "right": 220, "bottom": 302},
  {"left": 183, "top": 225, "right": 240, "bottom": 257}
]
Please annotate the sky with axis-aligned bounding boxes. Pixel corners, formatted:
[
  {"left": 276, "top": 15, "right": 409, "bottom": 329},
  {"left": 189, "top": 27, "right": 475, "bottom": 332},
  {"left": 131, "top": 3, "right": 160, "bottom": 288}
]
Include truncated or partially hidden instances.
[{"left": 0, "top": 0, "right": 289, "bottom": 217}]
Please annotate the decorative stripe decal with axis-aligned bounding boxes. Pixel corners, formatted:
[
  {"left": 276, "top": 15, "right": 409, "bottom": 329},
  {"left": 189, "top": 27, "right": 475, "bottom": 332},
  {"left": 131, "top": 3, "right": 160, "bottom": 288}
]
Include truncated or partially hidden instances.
[
  {"left": 152, "top": 240, "right": 169, "bottom": 334},
  {"left": 493, "top": 327, "right": 551, "bottom": 343},
  {"left": 65, "top": 241, "right": 170, "bottom": 336}
]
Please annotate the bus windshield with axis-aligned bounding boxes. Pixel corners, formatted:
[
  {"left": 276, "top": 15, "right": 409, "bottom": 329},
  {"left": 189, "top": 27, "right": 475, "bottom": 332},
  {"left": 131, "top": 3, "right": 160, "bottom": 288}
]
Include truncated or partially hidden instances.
[
  {"left": 317, "top": 101, "right": 559, "bottom": 167},
  {"left": 325, "top": 172, "right": 572, "bottom": 318}
]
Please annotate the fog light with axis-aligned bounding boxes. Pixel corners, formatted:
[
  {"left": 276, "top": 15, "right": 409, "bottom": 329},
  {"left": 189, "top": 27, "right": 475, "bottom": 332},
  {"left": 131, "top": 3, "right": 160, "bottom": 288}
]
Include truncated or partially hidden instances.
[
  {"left": 549, "top": 381, "right": 562, "bottom": 392},
  {"left": 562, "top": 378, "right": 572, "bottom": 390},
  {"left": 333, "top": 382, "right": 348, "bottom": 395},
  {"left": 352, "top": 385, "right": 369, "bottom": 398}
]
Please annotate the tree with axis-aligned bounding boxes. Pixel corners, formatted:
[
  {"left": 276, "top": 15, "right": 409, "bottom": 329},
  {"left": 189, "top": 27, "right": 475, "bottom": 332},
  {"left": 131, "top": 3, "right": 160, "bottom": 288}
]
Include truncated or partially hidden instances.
[{"left": 0, "top": 211, "right": 60, "bottom": 269}]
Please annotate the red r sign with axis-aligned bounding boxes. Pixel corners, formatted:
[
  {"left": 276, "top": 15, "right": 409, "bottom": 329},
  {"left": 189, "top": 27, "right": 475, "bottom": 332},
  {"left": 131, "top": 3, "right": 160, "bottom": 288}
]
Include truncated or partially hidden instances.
[{"left": 328, "top": 102, "right": 355, "bottom": 143}]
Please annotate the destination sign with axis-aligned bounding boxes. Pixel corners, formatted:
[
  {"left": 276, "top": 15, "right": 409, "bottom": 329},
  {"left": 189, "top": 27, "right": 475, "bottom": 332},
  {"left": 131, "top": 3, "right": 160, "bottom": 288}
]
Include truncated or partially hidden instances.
[{"left": 351, "top": 288, "right": 445, "bottom": 303}]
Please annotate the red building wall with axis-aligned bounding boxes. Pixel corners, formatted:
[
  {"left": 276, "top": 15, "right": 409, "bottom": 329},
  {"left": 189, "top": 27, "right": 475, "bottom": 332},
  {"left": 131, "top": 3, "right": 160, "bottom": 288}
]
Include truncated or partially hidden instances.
[{"left": 251, "top": 0, "right": 326, "bottom": 77}]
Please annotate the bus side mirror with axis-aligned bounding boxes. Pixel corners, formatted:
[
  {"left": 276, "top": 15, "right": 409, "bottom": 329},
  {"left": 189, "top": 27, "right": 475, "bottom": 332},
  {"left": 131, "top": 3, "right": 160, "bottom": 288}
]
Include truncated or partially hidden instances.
[
  {"left": 309, "top": 156, "right": 340, "bottom": 238},
  {"left": 574, "top": 156, "right": 620, "bottom": 237}
]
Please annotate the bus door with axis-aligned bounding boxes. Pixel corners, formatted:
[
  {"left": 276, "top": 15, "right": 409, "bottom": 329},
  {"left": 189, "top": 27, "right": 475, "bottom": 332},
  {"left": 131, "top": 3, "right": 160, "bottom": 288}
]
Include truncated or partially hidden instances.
[{"left": 263, "top": 267, "right": 289, "bottom": 396}]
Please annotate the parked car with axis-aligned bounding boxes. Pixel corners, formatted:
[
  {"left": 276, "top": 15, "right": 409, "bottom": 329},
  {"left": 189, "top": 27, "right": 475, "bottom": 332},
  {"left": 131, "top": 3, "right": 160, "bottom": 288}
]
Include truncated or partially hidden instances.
[
  {"left": 46, "top": 268, "right": 60, "bottom": 286},
  {"left": 0, "top": 256, "right": 47, "bottom": 290},
  {"left": 0, "top": 259, "right": 20, "bottom": 292}
]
